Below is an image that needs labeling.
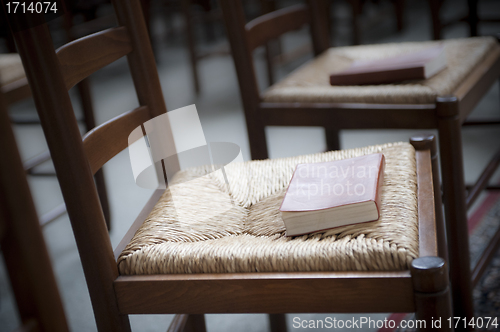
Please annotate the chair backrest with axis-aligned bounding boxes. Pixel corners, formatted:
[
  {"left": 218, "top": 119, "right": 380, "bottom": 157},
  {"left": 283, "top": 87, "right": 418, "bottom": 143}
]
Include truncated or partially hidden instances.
[
  {"left": 3, "top": 0, "right": 178, "bottom": 329},
  {"left": 0, "top": 91, "right": 69, "bottom": 332},
  {"left": 220, "top": 0, "right": 330, "bottom": 106}
]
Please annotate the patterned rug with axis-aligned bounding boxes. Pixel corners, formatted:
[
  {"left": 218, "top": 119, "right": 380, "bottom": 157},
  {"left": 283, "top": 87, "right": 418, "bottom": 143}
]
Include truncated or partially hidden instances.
[{"left": 470, "top": 192, "right": 500, "bottom": 322}]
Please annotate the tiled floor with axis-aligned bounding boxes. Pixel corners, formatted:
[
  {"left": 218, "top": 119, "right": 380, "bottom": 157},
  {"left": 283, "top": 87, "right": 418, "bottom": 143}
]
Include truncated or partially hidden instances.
[{"left": 1, "top": 0, "right": 500, "bottom": 331}]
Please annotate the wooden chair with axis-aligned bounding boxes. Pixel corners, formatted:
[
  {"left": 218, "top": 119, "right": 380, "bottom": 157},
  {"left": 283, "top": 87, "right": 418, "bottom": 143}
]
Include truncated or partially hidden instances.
[
  {"left": 181, "top": 0, "right": 276, "bottom": 93},
  {"left": 180, "top": 0, "right": 292, "bottom": 93},
  {"left": 0, "top": 91, "right": 69, "bottom": 332},
  {"left": 346, "top": 0, "right": 405, "bottom": 45},
  {"left": 428, "top": 0, "right": 500, "bottom": 40},
  {"left": 5, "top": 0, "right": 453, "bottom": 331},
  {"left": 220, "top": 0, "right": 500, "bottom": 323}
]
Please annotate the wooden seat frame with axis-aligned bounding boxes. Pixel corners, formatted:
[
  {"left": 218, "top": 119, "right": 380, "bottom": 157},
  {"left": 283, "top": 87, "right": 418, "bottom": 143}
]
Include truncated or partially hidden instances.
[
  {"left": 5, "top": 0, "right": 452, "bottom": 331},
  {"left": 220, "top": 0, "right": 500, "bottom": 323}
]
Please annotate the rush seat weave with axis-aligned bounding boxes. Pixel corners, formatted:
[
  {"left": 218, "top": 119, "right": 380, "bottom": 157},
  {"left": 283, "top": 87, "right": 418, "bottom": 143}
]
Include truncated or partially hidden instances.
[
  {"left": 118, "top": 142, "right": 419, "bottom": 274},
  {"left": 0, "top": 54, "right": 25, "bottom": 87},
  {"left": 262, "top": 37, "right": 496, "bottom": 105}
]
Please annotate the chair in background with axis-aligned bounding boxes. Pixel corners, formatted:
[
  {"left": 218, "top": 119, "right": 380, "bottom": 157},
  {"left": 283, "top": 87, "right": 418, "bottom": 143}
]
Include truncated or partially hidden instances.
[
  {"left": 0, "top": 90, "right": 69, "bottom": 332},
  {"left": 181, "top": 0, "right": 229, "bottom": 94},
  {"left": 346, "top": 0, "right": 405, "bottom": 45},
  {"left": 5, "top": 0, "right": 454, "bottom": 331},
  {"left": 180, "top": 0, "right": 301, "bottom": 93},
  {"left": 220, "top": 0, "right": 500, "bottom": 324},
  {"left": 428, "top": 0, "right": 500, "bottom": 40},
  {"left": 181, "top": 0, "right": 280, "bottom": 93}
]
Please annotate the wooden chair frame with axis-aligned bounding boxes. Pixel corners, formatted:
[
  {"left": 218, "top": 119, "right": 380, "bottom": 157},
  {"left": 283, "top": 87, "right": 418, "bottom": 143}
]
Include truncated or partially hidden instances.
[
  {"left": 220, "top": 0, "right": 500, "bottom": 322},
  {"left": 428, "top": 0, "right": 500, "bottom": 40},
  {"left": 5, "top": 0, "right": 452, "bottom": 331},
  {"left": 0, "top": 90, "right": 69, "bottom": 332},
  {"left": 1, "top": 25, "right": 111, "bottom": 228}
]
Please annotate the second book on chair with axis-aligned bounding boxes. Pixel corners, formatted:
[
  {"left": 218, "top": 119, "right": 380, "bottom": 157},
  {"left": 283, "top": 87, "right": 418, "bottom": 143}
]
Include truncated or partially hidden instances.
[{"left": 330, "top": 45, "right": 447, "bottom": 85}]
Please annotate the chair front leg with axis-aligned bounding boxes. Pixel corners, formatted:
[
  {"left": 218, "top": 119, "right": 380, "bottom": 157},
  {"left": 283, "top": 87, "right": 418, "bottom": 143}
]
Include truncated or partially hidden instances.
[
  {"left": 269, "top": 314, "right": 287, "bottom": 332},
  {"left": 436, "top": 96, "right": 474, "bottom": 327},
  {"left": 325, "top": 129, "right": 340, "bottom": 151},
  {"left": 411, "top": 257, "right": 453, "bottom": 332}
]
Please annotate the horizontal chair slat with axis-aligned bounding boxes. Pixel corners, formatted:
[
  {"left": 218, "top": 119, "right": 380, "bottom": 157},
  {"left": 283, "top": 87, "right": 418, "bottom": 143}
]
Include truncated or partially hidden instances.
[
  {"left": 56, "top": 26, "right": 132, "bottom": 90},
  {"left": 114, "top": 271, "right": 414, "bottom": 314},
  {"left": 83, "top": 106, "right": 150, "bottom": 174},
  {"left": 246, "top": 4, "right": 309, "bottom": 51}
]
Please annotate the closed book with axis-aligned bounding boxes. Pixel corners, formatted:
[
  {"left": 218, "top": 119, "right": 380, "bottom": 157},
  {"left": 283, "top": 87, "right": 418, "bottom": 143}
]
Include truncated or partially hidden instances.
[
  {"left": 280, "top": 153, "right": 385, "bottom": 236},
  {"left": 329, "top": 45, "right": 446, "bottom": 85}
]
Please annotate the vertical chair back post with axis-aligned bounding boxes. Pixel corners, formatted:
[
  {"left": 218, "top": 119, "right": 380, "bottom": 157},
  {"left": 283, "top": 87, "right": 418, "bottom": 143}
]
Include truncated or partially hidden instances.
[
  {"left": 112, "top": 0, "right": 179, "bottom": 174},
  {"left": 410, "top": 135, "right": 452, "bottom": 330},
  {"left": 436, "top": 96, "right": 474, "bottom": 319},
  {"left": 307, "top": 0, "right": 341, "bottom": 150},
  {"left": 220, "top": 0, "right": 267, "bottom": 158},
  {"left": 0, "top": 90, "right": 69, "bottom": 332},
  {"left": 308, "top": 0, "right": 330, "bottom": 56},
  {"left": 113, "top": 1, "right": 167, "bottom": 119},
  {"left": 5, "top": 8, "right": 131, "bottom": 332}
]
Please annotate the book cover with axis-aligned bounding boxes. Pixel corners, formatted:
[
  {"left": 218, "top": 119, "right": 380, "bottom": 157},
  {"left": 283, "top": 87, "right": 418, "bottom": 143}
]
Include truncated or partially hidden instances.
[
  {"left": 329, "top": 45, "right": 446, "bottom": 85},
  {"left": 280, "top": 153, "right": 385, "bottom": 236}
]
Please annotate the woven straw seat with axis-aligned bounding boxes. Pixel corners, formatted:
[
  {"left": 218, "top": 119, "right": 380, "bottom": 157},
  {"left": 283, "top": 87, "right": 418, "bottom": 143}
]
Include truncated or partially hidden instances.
[
  {"left": 262, "top": 37, "right": 496, "bottom": 105},
  {"left": 118, "top": 142, "right": 419, "bottom": 275},
  {"left": 0, "top": 54, "right": 25, "bottom": 87}
]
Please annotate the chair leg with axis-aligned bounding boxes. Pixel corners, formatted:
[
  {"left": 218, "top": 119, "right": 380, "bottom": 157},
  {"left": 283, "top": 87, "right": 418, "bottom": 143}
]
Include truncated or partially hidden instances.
[
  {"left": 428, "top": 0, "right": 444, "bottom": 40},
  {"left": 95, "top": 169, "right": 111, "bottom": 231},
  {"left": 350, "top": 0, "right": 361, "bottom": 45},
  {"left": 182, "top": 0, "right": 201, "bottom": 95},
  {"left": 248, "top": 121, "right": 269, "bottom": 160},
  {"left": 467, "top": 0, "right": 478, "bottom": 37},
  {"left": 325, "top": 129, "right": 340, "bottom": 151},
  {"left": 77, "top": 78, "right": 112, "bottom": 231},
  {"left": 265, "top": 42, "right": 275, "bottom": 86},
  {"left": 184, "top": 314, "right": 206, "bottom": 332},
  {"left": 269, "top": 314, "right": 287, "bottom": 332},
  {"left": 437, "top": 97, "right": 474, "bottom": 325},
  {"left": 410, "top": 257, "right": 452, "bottom": 332},
  {"left": 393, "top": 0, "right": 404, "bottom": 32}
]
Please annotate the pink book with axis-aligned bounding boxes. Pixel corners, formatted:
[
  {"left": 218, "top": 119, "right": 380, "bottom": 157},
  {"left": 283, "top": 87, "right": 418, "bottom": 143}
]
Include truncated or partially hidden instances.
[{"left": 280, "top": 153, "right": 385, "bottom": 236}]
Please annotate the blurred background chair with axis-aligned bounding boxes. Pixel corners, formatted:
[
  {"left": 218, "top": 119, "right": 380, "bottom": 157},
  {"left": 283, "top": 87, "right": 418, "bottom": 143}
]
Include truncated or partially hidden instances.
[
  {"left": 429, "top": 0, "right": 500, "bottom": 40},
  {"left": 0, "top": 91, "right": 70, "bottom": 332},
  {"left": 220, "top": 0, "right": 500, "bottom": 323},
  {"left": 344, "top": 0, "right": 405, "bottom": 45}
]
